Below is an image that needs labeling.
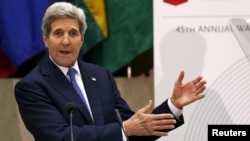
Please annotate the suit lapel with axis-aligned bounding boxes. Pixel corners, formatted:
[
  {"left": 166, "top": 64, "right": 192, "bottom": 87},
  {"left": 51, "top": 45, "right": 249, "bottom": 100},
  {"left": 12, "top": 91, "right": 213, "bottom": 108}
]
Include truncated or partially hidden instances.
[
  {"left": 40, "top": 56, "right": 93, "bottom": 124},
  {"left": 79, "top": 62, "right": 104, "bottom": 125}
]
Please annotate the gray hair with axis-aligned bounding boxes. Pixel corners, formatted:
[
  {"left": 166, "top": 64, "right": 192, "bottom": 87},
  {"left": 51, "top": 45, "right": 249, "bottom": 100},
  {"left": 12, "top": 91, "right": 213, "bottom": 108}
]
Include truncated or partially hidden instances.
[{"left": 41, "top": 2, "right": 87, "bottom": 38}]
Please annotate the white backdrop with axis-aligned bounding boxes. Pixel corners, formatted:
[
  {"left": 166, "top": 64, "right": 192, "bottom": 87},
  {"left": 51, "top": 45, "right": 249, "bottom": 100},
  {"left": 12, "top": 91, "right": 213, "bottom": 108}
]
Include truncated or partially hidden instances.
[{"left": 153, "top": 0, "right": 250, "bottom": 140}]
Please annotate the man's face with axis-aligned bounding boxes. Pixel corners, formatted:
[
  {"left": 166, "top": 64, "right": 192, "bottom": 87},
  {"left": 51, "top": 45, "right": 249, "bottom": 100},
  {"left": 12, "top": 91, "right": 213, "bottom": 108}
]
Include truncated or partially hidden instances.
[{"left": 43, "top": 17, "right": 83, "bottom": 68}]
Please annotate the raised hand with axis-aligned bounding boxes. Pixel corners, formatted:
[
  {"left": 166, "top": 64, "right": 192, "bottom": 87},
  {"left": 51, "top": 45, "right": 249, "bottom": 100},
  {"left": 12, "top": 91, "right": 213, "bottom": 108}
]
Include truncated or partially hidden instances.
[{"left": 171, "top": 70, "right": 207, "bottom": 109}]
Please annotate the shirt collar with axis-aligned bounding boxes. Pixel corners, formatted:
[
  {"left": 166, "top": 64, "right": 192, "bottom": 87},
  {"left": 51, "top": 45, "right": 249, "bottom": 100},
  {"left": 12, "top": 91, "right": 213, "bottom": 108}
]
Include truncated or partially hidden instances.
[{"left": 49, "top": 55, "right": 81, "bottom": 76}]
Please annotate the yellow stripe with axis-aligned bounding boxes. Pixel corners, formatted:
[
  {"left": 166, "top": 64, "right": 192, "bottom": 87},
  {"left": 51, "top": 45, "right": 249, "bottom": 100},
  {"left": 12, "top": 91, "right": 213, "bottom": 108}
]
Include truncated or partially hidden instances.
[{"left": 84, "top": 0, "right": 108, "bottom": 37}]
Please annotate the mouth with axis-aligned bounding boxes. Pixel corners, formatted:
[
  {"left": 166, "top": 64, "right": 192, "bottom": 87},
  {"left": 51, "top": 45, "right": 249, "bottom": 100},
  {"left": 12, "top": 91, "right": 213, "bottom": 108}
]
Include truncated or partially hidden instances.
[{"left": 59, "top": 50, "right": 71, "bottom": 55}]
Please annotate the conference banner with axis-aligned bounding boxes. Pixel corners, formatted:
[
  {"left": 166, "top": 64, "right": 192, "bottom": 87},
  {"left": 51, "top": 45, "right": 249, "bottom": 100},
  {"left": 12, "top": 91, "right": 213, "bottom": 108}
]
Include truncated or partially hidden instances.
[{"left": 153, "top": 0, "right": 250, "bottom": 140}]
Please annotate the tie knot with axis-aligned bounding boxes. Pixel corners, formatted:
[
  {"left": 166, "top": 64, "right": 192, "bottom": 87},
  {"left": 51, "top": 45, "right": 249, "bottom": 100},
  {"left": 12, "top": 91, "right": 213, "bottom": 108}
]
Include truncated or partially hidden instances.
[{"left": 68, "top": 68, "right": 76, "bottom": 78}]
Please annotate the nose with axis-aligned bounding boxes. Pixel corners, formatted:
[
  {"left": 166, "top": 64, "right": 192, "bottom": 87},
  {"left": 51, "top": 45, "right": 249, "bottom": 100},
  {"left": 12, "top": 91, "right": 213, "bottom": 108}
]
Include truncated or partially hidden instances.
[{"left": 62, "top": 34, "right": 70, "bottom": 46}]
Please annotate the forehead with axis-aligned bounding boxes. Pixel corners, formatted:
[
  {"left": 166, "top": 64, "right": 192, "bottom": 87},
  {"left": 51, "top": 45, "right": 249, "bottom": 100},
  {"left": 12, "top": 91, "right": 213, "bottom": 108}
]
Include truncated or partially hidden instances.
[{"left": 51, "top": 17, "right": 79, "bottom": 30}]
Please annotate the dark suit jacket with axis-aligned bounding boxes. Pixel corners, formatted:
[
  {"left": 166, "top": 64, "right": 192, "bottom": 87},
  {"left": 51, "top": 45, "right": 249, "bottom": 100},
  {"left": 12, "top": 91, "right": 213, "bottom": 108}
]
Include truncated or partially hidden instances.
[{"left": 14, "top": 54, "right": 184, "bottom": 141}]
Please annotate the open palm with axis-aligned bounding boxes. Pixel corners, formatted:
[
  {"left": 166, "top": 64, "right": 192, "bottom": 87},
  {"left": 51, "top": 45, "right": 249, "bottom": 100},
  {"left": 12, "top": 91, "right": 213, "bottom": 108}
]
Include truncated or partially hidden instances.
[{"left": 171, "top": 71, "right": 207, "bottom": 109}]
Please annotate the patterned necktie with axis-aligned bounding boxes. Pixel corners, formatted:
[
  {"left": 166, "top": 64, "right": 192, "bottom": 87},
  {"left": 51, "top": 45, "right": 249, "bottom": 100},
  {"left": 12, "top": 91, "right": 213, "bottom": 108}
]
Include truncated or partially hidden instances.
[{"left": 68, "top": 68, "right": 90, "bottom": 112}]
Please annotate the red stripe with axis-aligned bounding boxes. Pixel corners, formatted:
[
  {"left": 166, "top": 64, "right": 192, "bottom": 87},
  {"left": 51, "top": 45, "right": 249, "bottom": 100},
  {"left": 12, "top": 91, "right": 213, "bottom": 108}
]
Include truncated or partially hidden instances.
[{"left": 0, "top": 49, "right": 16, "bottom": 78}]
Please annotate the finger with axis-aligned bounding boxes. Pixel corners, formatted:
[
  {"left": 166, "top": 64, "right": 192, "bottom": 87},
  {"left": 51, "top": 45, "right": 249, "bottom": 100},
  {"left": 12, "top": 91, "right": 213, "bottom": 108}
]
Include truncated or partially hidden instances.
[
  {"left": 154, "top": 119, "right": 176, "bottom": 125},
  {"left": 195, "top": 93, "right": 206, "bottom": 100},
  {"left": 150, "top": 113, "right": 174, "bottom": 120},
  {"left": 152, "top": 124, "right": 175, "bottom": 131},
  {"left": 150, "top": 131, "right": 169, "bottom": 136},
  {"left": 175, "top": 70, "right": 184, "bottom": 85},
  {"left": 192, "top": 76, "right": 203, "bottom": 85},
  {"left": 137, "top": 100, "right": 153, "bottom": 113},
  {"left": 196, "top": 86, "right": 206, "bottom": 94},
  {"left": 195, "top": 83, "right": 206, "bottom": 93},
  {"left": 199, "top": 86, "right": 206, "bottom": 93},
  {"left": 195, "top": 80, "right": 206, "bottom": 88}
]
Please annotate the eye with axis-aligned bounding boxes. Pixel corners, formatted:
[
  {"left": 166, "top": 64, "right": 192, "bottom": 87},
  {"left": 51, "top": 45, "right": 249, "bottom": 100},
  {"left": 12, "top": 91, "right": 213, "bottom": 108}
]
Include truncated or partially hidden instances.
[
  {"left": 53, "top": 30, "right": 63, "bottom": 36},
  {"left": 69, "top": 30, "right": 80, "bottom": 37}
]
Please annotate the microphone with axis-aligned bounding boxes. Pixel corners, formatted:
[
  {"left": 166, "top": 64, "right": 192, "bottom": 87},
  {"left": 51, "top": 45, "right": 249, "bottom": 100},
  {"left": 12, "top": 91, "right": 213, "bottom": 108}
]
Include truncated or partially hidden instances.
[
  {"left": 115, "top": 109, "right": 129, "bottom": 141},
  {"left": 65, "top": 102, "right": 76, "bottom": 141}
]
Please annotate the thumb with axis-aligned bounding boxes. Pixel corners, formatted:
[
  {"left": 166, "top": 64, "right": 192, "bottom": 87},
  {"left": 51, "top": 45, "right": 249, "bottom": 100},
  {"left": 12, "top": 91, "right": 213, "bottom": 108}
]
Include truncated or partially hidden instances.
[
  {"left": 176, "top": 70, "right": 184, "bottom": 85},
  {"left": 137, "top": 100, "right": 153, "bottom": 113}
]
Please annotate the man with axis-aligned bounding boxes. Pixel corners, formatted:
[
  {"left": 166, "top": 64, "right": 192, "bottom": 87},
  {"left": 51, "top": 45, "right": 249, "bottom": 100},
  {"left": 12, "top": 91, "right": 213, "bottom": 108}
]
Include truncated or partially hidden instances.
[{"left": 14, "top": 2, "right": 206, "bottom": 141}]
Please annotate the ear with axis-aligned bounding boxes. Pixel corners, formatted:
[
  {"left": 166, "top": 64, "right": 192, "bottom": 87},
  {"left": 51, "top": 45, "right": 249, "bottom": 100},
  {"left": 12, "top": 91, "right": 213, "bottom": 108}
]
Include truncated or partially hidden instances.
[
  {"left": 43, "top": 35, "right": 48, "bottom": 48},
  {"left": 81, "top": 36, "right": 84, "bottom": 45}
]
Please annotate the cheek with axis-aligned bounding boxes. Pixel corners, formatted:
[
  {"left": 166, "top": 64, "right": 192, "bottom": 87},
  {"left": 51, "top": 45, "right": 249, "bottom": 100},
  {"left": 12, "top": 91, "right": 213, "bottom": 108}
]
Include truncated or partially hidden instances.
[
  {"left": 47, "top": 39, "right": 60, "bottom": 48},
  {"left": 73, "top": 45, "right": 82, "bottom": 55},
  {"left": 44, "top": 37, "right": 54, "bottom": 48},
  {"left": 73, "top": 40, "right": 83, "bottom": 51}
]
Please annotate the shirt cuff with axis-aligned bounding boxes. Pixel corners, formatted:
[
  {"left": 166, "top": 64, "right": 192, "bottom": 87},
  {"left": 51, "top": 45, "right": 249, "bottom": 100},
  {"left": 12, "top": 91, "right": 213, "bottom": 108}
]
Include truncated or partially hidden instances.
[
  {"left": 168, "top": 98, "right": 183, "bottom": 118},
  {"left": 121, "top": 122, "right": 127, "bottom": 141}
]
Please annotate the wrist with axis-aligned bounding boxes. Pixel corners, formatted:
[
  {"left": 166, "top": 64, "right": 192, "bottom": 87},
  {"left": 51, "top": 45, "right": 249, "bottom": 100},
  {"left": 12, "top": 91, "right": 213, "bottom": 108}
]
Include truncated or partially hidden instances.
[
  {"left": 122, "top": 122, "right": 126, "bottom": 132},
  {"left": 123, "top": 121, "right": 131, "bottom": 136},
  {"left": 170, "top": 96, "right": 183, "bottom": 109}
]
